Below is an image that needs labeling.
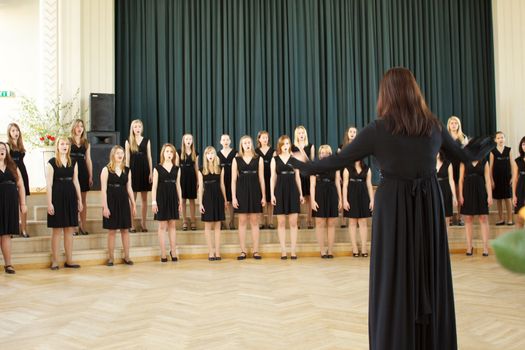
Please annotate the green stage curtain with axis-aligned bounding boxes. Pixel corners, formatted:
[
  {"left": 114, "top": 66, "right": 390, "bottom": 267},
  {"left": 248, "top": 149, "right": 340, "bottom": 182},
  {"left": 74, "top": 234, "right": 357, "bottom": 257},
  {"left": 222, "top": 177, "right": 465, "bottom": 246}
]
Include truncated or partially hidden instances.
[{"left": 115, "top": 0, "right": 496, "bottom": 161}]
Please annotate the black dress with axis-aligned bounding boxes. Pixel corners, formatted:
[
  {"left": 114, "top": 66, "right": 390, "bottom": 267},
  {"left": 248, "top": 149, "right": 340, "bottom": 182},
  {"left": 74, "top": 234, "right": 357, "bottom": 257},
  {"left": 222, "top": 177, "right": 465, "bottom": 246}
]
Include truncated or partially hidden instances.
[
  {"left": 460, "top": 160, "right": 489, "bottom": 216},
  {"left": 491, "top": 147, "right": 512, "bottom": 199},
  {"left": 437, "top": 160, "right": 453, "bottom": 217},
  {"left": 9, "top": 149, "right": 29, "bottom": 196},
  {"left": 201, "top": 172, "right": 225, "bottom": 222},
  {"left": 292, "top": 143, "right": 314, "bottom": 196},
  {"left": 218, "top": 149, "right": 236, "bottom": 201},
  {"left": 0, "top": 167, "right": 19, "bottom": 235},
  {"left": 255, "top": 147, "right": 274, "bottom": 202},
  {"left": 103, "top": 167, "right": 132, "bottom": 230},
  {"left": 514, "top": 157, "right": 525, "bottom": 214},
  {"left": 234, "top": 156, "right": 262, "bottom": 214},
  {"left": 312, "top": 171, "right": 339, "bottom": 218},
  {"left": 450, "top": 138, "right": 465, "bottom": 184},
  {"left": 129, "top": 137, "right": 151, "bottom": 192},
  {"left": 289, "top": 120, "right": 492, "bottom": 350},
  {"left": 273, "top": 156, "right": 300, "bottom": 215},
  {"left": 47, "top": 158, "right": 78, "bottom": 228},
  {"left": 179, "top": 150, "right": 198, "bottom": 199},
  {"left": 70, "top": 142, "right": 90, "bottom": 192},
  {"left": 154, "top": 164, "right": 180, "bottom": 221},
  {"left": 344, "top": 164, "right": 372, "bottom": 219}
]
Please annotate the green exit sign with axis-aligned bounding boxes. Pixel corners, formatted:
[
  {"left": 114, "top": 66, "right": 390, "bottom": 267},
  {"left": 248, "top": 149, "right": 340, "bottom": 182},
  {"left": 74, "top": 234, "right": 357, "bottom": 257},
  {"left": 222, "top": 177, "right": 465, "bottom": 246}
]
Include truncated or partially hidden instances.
[{"left": 0, "top": 91, "right": 15, "bottom": 97}]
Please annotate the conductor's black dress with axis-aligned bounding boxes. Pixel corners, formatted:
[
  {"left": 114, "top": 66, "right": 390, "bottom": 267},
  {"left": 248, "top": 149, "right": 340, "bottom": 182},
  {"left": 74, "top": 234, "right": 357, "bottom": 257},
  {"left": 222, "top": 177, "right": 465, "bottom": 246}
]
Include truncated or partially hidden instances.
[{"left": 290, "top": 119, "right": 493, "bottom": 350}]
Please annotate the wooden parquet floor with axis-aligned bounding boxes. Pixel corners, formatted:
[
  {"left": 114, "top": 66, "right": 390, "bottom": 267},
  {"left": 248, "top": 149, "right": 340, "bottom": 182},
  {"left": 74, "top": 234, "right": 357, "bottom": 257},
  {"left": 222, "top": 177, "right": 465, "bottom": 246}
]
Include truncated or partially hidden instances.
[{"left": 1, "top": 255, "right": 524, "bottom": 350}]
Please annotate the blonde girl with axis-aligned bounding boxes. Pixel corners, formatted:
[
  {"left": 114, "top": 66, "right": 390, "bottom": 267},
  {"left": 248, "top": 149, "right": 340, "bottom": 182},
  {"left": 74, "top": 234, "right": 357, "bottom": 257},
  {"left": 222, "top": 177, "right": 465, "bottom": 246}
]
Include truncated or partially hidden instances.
[
  {"left": 125, "top": 119, "right": 153, "bottom": 232},
  {"left": 292, "top": 125, "right": 315, "bottom": 229}
]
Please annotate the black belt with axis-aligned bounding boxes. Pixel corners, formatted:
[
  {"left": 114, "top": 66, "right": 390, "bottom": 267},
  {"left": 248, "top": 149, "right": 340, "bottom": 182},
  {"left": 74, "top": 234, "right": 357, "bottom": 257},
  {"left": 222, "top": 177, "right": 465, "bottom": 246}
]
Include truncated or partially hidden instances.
[
  {"left": 264, "top": 160, "right": 270, "bottom": 163},
  {"left": 220, "top": 163, "right": 232, "bottom": 167},
  {"left": 55, "top": 177, "right": 73, "bottom": 182},
  {"left": 437, "top": 177, "right": 448, "bottom": 181},
  {"left": 241, "top": 170, "right": 257, "bottom": 174},
  {"left": 318, "top": 178, "right": 334, "bottom": 183},
  {"left": 280, "top": 171, "right": 295, "bottom": 175},
  {"left": 520, "top": 171, "right": 525, "bottom": 175},
  {"left": 0, "top": 180, "right": 15, "bottom": 185},
  {"left": 108, "top": 183, "right": 121, "bottom": 188},
  {"left": 163, "top": 179, "right": 177, "bottom": 183},
  {"left": 134, "top": 151, "right": 144, "bottom": 155},
  {"left": 466, "top": 173, "right": 481, "bottom": 178},
  {"left": 350, "top": 178, "right": 364, "bottom": 182},
  {"left": 204, "top": 180, "right": 217, "bottom": 184},
  {"left": 182, "top": 163, "right": 193, "bottom": 167},
  {"left": 12, "top": 157, "right": 19, "bottom": 161},
  {"left": 496, "top": 157, "right": 509, "bottom": 160},
  {"left": 71, "top": 153, "right": 85, "bottom": 159}
]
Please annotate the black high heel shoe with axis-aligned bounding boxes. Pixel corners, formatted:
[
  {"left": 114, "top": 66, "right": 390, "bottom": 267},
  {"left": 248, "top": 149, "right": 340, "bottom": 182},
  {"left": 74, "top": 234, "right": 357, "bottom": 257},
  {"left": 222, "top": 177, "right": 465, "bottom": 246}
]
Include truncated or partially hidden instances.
[
  {"left": 170, "top": 251, "right": 178, "bottom": 262},
  {"left": 466, "top": 247, "right": 474, "bottom": 256},
  {"left": 4, "top": 265, "right": 15, "bottom": 274}
]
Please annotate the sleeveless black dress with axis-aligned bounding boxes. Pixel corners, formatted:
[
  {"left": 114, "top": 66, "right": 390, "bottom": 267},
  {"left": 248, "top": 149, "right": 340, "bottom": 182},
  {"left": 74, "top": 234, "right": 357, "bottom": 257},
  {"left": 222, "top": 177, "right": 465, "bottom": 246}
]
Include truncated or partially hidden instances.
[
  {"left": 292, "top": 143, "right": 314, "bottom": 196},
  {"left": 450, "top": 138, "right": 465, "bottom": 184},
  {"left": 201, "top": 172, "right": 225, "bottom": 221},
  {"left": 437, "top": 160, "right": 453, "bottom": 217},
  {"left": 491, "top": 146, "right": 512, "bottom": 199},
  {"left": 47, "top": 158, "right": 78, "bottom": 228},
  {"left": 70, "top": 142, "right": 90, "bottom": 192},
  {"left": 312, "top": 171, "right": 339, "bottom": 218},
  {"left": 0, "top": 167, "right": 19, "bottom": 235},
  {"left": 9, "top": 149, "right": 29, "bottom": 196},
  {"left": 273, "top": 156, "right": 300, "bottom": 215},
  {"left": 130, "top": 137, "right": 151, "bottom": 192},
  {"left": 218, "top": 149, "right": 236, "bottom": 201},
  {"left": 461, "top": 160, "right": 489, "bottom": 215},
  {"left": 255, "top": 147, "right": 274, "bottom": 202},
  {"left": 344, "top": 164, "right": 372, "bottom": 219},
  {"left": 154, "top": 164, "right": 180, "bottom": 221},
  {"left": 103, "top": 167, "right": 132, "bottom": 230},
  {"left": 178, "top": 150, "right": 198, "bottom": 199},
  {"left": 515, "top": 157, "right": 525, "bottom": 214},
  {"left": 234, "top": 156, "right": 262, "bottom": 213}
]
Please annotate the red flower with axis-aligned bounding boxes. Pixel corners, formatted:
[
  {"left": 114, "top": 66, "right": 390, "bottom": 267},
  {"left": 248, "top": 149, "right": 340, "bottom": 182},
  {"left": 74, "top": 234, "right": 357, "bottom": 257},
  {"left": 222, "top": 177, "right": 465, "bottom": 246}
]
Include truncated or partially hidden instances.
[
  {"left": 46, "top": 135, "right": 51, "bottom": 139},
  {"left": 50, "top": 136, "right": 55, "bottom": 141},
  {"left": 39, "top": 137, "right": 45, "bottom": 141}
]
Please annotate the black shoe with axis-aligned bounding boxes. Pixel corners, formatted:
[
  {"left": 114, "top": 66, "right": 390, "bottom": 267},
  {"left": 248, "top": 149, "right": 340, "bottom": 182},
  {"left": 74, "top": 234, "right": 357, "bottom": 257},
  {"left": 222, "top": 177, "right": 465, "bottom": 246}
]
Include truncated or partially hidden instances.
[
  {"left": 281, "top": 255, "right": 288, "bottom": 260},
  {"left": 352, "top": 251, "right": 360, "bottom": 257},
  {"left": 321, "top": 254, "right": 328, "bottom": 259},
  {"left": 290, "top": 255, "right": 298, "bottom": 260},
  {"left": 4, "top": 265, "right": 15, "bottom": 274},
  {"left": 123, "top": 258, "right": 134, "bottom": 265},
  {"left": 340, "top": 224, "right": 347, "bottom": 228},
  {"left": 253, "top": 252, "right": 262, "bottom": 260},
  {"left": 170, "top": 251, "right": 178, "bottom": 262},
  {"left": 457, "top": 220, "right": 465, "bottom": 226},
  {"left": 237, "top": 252, "right": 247, "bottom": 260},
  {"left": 161, "top": 257, "right": 168, "bottom": 263},
  {"left": 496, "top": 221, "right": 505, "bottom": 226},
  {"left": 466, "top": 247, "right": 474, "bottom": 256},
  {"left": 20, "top": 231, "right": 30, "bottom": 238},
  {"left": 50, "top": 264, "right": 59, "bottom": 270},
  {"left": 73, "top": 231, "right": 79, "bottom": 236},
  {"left": 64, "top": 262, "right": 80, "bottom": 268},
  {"left": 361, "top": 252, "right": 368, "bottom": 258},
  {"left": 215, "top": 256, "right": 222, "bottom": 261},
  {"left": 482, "top": 250, "right": 489, "bottom": 257},
  {"left": 208, "top": 255, "right": 216, "bottom": 261},
  {"left": 326, "top": 254, "right": 334, "bottom": 259},
  {"left": 507, "top": 222, "right": 515, "bottom": 226},
  {"left": 106, "top": 260, "right": 114, "bottom": 266}
]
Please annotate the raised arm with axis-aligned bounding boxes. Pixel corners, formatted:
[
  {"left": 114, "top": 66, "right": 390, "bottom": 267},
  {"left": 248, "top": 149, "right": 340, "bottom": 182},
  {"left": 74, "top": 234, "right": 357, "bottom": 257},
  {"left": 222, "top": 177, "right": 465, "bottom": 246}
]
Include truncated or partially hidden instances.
[
  {"left": 290, "top": 122, "right": 376, "bottom": 175},
  {"left": 440, "top": 126, "right": 494, "bottom": 163}
]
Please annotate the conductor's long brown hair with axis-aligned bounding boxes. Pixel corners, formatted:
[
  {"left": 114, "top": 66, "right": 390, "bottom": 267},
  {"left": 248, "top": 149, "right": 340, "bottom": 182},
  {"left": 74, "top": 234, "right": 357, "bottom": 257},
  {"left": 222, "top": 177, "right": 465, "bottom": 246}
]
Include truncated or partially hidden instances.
[{"left": 376, "top": 67, "right": 440, "bottom": 137}]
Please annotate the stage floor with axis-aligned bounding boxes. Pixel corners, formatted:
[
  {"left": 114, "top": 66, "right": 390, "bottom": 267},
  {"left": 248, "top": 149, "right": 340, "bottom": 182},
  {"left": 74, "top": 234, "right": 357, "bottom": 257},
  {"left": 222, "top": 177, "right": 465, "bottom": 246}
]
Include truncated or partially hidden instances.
[{"left": 1, "top": 256, "right": 524, "bottom": 349}]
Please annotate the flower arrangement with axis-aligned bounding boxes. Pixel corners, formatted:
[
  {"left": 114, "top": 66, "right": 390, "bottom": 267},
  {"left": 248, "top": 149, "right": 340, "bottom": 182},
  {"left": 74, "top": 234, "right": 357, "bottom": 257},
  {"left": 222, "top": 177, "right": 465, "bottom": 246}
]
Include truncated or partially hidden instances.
[{"left": 18, "top": 89, "right": 84, "bottom": 147}]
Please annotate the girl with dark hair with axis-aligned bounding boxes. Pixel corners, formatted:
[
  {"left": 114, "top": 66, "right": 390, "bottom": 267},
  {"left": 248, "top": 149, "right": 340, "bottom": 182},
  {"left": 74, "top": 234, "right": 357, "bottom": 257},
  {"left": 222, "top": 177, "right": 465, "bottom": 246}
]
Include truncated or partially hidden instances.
[
  {"left": 436, "top": 152, "right": 457, "bottom": 226},
  {"left": 255, "top": 131, "right": 275, "bottom": 229},
  {"left": 489, "top": 131, "right": 514, "bottom": 225},
  {"left": 290, "top": 67, "right": 494, "bottom": 350}
]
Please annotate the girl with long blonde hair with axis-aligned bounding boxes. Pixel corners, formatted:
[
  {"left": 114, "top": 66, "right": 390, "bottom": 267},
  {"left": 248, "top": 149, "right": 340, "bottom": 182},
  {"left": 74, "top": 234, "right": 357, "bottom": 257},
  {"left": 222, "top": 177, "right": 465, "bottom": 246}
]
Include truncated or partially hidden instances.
[
  {"left": 152, "top": 143, "right": 182, "bottom": 262},
  {"left": 179, "top": 134, "right": 199, "bottom": 231},
  {"left": 198, "top": 146, "right": 227, "bottom": 260},
  {"left": 69, "top": 119, "right": 93, "bottom": 236},
  {"left": 447, "top": 115, "right": 469, "bottom": 226},
  {"left": 292, "top": 125, "right": 315, "bottom": 229},
  {"left": 7, "top": 123, "right": 30, "bottom": 238},
  {"left": 101, "top": 145, "right": 136, "bottom": 266},
  {"left": 125, "top": 119, "right": 152, "bottom": 232},
  {"left": 232, "top": 135, "right": 266, "bottom": 260},
  {"left": 46, "top": 137, "right": 83, "bottom": 270}
]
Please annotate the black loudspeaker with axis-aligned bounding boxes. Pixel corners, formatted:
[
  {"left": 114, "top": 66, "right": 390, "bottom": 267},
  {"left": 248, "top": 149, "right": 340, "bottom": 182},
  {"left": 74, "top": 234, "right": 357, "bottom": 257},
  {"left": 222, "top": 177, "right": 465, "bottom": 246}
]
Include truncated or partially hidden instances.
[
  {"left": 88, "top": 131, "right": 120, "bottom": 190},
  {"left": 90, "top": 93, "right": 115, "bottom": 131}
]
